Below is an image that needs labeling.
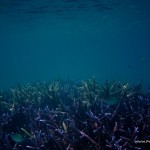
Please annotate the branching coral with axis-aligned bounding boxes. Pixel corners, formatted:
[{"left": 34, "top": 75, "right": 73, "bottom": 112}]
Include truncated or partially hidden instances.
[{"left": 0, "top": 78, "right": 149, "bottom": 150}]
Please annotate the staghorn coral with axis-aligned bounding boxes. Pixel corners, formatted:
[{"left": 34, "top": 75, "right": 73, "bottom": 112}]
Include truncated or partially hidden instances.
[{"left": 0, "top": 78, "right": 149, "bottom": 150}]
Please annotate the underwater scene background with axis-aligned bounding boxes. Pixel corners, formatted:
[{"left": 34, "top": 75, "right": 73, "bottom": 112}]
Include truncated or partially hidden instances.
[
  {"left": 0, "top": 0, "right": 150, "bottom": 150},
  {"left": 0, "top": 0, "right": 150, "bottom": 89}
]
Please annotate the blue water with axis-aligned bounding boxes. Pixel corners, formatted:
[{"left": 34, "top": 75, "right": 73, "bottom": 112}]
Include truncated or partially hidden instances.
[{"left": 0, "top": 0, "right": 150, "bottom": 89}]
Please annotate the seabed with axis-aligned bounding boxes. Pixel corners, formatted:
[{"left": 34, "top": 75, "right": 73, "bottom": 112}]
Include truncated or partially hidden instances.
[{"left": 0, "top": 78, "right": 150, "bottom": 150}]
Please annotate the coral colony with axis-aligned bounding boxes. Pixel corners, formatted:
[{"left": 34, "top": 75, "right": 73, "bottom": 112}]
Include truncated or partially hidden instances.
[{"left": 0, "top": 78, "right": 150, "bottom": 150}]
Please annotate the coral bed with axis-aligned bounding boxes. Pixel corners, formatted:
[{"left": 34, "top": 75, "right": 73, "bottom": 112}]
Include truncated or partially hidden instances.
[{"left": 0, "top": 78, "right": 150, "bottom": 150}]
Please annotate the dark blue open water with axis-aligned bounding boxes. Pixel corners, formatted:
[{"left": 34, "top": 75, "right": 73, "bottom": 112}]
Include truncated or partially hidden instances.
[{"left": 0, "top": 0, "right": 150, "bottom": 89}]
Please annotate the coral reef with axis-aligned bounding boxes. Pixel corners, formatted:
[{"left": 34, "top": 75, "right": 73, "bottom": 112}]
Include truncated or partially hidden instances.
[{"left": 0, "top": 78, "right": 149, "bottom": 150}]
